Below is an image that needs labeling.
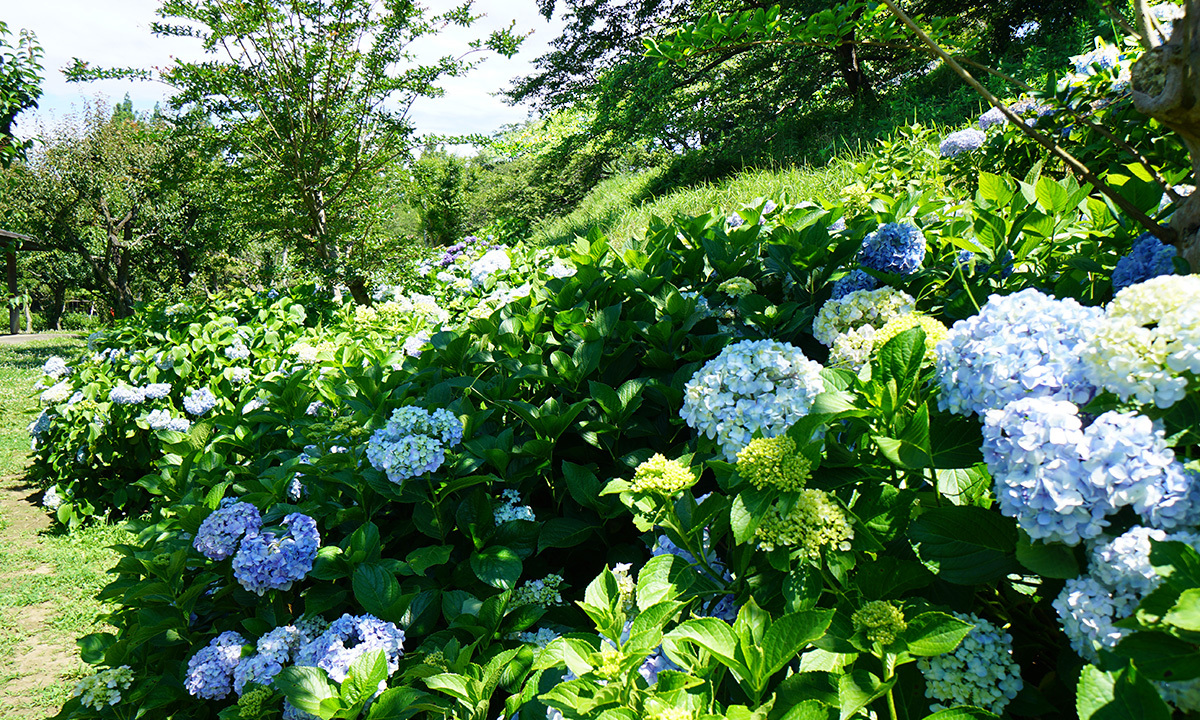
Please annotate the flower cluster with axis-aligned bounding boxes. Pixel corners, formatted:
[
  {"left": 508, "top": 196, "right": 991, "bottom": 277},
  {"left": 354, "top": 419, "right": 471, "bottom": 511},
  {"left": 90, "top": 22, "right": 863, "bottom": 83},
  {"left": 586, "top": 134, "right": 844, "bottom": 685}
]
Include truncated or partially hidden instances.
[
  {"left": 829, "top": 269, "right": 878, "bottom": 300},
  {"left": 395, "top": 292, "right": 450, "bottom": 325},
  {"left": 194, "top": 501, "right": 264, "bottom": 561},
  {"left": 184, "top": 631, "right": 247, "bottom": 700},
  {"left": 225, "top": 338, "right": 251, "bottom": 360},
  {"left": 858, "top": 222, "right": 926, "bottom": 275},
  {"left": 232, "top": 514, "right": 321, "bottom": 595},
  {"left": 365, "top": 406, "right": 463, "bottom": 483},
  {"left": 936, "top": 289, "right": 1102, "bottom": 417},
  {"left": 40, "top": 381, "right": 72, "bottom": 404},
  {"left": 736, "top": 435, "right": 811, "bottom": 492},
  {"left": 717, "top": 277, "right": 755, "bottom": 297},
  {"left": 1082, "top": 275, "right": 1200, "bottom": 408},
  {"left": 109, "top": 385, "right": 147, "bottom": 405},
  {"left": 983, "top": 398, "right": 1195, "bottom": 544},
  {"left": 1113, "top": 233, "right": 1177, "bottom": 292},
  {"left": 813, "top": 287, "right": 916, "bottom": 347},
  {"left": 631, "top": 454, "right": 697, "bottom": 495},
  {"left": 852, "top": 601, "right": 907, "bottom": 647},
  {"left": 873, "top": 314, "right": 948, "bottom": 365},
  {"left": 470, "top": 247, "right": 512, "bottom": 286},
  {"left": 978, "top": 106, "right": 1008, "bottom": 130},
  {"left": 916, "top": 612, "right": 1022, "bottom": 715},
  {"left": 42, "top": 356, "right": 69, "bottom": 379},
  {"left": 232, "top": 625, "right": 306, "bottom": 695},
  {"left": 939, "top": 128, "right": 986, "bottom": 158},
  {"left": 754, "top": 489, "right": 854, "bottom": 559},
  {"left": 71, "top": 665, "right": 134, "bottom": 711},
  {"left": 511, "top": 574, "right": 566, "bottom": 607},
  {"left": 146, "top": 409, "right": 191, "bottom": 432},
  {"left": 184, "top": 388, "right": 219, "bottom": 416},
  {"left": 680, "top": 340, "right": 826, "bottom": 460},
  {"left": 494, "top": 489, "right": 536, "bottom": 524},
  {"left": 295, "top": 613, "right": 405, "bottom": 684}
]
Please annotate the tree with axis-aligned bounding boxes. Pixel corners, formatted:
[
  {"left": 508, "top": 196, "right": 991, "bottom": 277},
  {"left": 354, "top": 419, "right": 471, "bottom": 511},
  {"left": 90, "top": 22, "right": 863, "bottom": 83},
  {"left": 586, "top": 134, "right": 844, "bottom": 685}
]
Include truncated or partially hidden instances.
[
  {"left": 68, "top": 0, "right": 523, "bottom": 304},
  {"left": 0, "top": 21, "right": 42, "bottom": 168},
  {"left": 406, "top": 145, "right": 473, "bottom": 246},
  {"left": 2, "top": 100, "right": 238, "bottom": 316}
]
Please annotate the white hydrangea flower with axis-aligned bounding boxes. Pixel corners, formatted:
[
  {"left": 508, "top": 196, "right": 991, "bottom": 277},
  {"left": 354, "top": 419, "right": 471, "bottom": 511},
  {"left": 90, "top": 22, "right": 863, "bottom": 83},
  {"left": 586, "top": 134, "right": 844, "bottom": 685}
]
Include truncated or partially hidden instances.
[
  {"left": 813, "top": 287, "right": 915, "bottom": 347},
  {"left": 680, "top": 339, "right": 825, "bottom": 460}
]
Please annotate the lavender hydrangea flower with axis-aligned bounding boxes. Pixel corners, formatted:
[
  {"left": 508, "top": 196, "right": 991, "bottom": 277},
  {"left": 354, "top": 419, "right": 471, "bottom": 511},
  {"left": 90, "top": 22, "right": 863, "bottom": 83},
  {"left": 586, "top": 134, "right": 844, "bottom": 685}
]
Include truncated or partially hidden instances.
[
  {"left": 194, "top": 501, "right": 263, "bottom": 561},
  {"left": 939, "top": 128, "right": 987, "bottom": 158},
  {"left": 366, "top": 406, "right": 463, "bottom": 483},
  {"left": 936, "top": 289, "right": 1102, "bottom": 417},
  {"left": 978, "top": 106, "right": 1008, "bottom": 130},
  {"left": 232, "top": 625, "right": 304, "bottom": 695},
  {"left": 858, "top": 222, "right": 926, "bottom": 275},
  {"left": 294, "top": 614, "right": 405, "bottom": 684},
  {"left": 1053, "top": 576, "right": 1135, "bottom": 663},
  {"left": 184, "top": 631, "right": 247, "bottom": 700},
  {"left": 1112, "top": 233, "right": 1177, "bottom": 292},
  {"left": 108, "top": 385, "right": 147, "bottom": 405},
  {"left": 1079, "top": 411, "right": 1181, "bottom": 511},
  {"left": 143, "top": 383, "right": 172, "bottom": 400},
  {"left": 983, "top": 398, "right": 1109, "bottom": 545},
  {"left": 830, "top": 269, "right": 878, "bottom": 300},
  {"left": 231, "top": 513, "right": 320, "bottom": 595},
  {"left": 184, "top": 388, "right": 219, "bottom": 416}
]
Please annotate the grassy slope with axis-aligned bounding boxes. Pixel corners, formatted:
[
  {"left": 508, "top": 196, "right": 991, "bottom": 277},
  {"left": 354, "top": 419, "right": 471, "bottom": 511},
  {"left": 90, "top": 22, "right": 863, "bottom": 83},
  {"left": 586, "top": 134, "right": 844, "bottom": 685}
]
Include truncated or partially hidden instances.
[
  {"left": 532, "top": 160, "right": 859, "bottom": 250},
  {"left": 0, "top": 336, "right": 133, "bottom": 719}
]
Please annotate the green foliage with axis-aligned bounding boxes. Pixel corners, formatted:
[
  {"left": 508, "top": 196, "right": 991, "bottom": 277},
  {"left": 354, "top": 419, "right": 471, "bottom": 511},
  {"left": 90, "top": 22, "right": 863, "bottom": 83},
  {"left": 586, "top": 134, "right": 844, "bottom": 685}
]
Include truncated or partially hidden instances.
[{"left": 0, "top": 20, "right": 42, "bottom": 168}]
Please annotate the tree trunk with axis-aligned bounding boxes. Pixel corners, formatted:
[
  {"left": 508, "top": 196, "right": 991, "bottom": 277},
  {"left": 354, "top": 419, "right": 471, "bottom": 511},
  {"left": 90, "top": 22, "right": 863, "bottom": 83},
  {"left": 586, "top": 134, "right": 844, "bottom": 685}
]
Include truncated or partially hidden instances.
[
  {"left": 1132, "top": 1, "right": 1200, "bottom": 267},
  {"left": 47, "top": 285, "right": 65, "bottom": 331},
  {"left": 836, "top": 11, "right": 876, "bottom": 102}
]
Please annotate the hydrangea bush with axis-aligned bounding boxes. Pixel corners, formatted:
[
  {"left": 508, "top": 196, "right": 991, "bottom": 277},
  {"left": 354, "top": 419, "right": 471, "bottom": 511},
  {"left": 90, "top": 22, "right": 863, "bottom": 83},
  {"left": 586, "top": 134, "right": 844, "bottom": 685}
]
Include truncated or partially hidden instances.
[{"left": 35, "top": 105, "right": 1200, "bottom": 720}]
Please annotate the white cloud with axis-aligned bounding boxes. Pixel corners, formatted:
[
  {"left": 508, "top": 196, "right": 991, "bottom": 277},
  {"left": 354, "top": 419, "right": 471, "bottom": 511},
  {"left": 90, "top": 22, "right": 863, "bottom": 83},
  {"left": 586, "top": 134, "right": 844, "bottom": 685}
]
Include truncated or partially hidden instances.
[{"left": 9, "top": 0, "right": 563, "bottom": 144}]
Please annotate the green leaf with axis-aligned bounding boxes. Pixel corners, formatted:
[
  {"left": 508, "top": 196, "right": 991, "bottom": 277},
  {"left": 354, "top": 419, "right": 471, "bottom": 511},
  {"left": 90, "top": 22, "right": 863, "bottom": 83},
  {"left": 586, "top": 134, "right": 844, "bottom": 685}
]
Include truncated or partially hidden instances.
[
  {"left": 901, "top": 612, "right": 973, "bottom": 656},
  {"left": 424, "top": 673, "right": 478, "bottom": 704},
  {"left": 636, "top": 554, "right": 695, "bottom": 610},
  {"left": 1113, "top": 631, "right": 1200, "bottom": 682},
  {"left": 342, "top": 649, "right": 389, "bottom": 706},
  {"left": 352, "top": 564, "right": 404, "bottom": 623},
  {"left": 1015, "top": 533, "right": 1079, "bottom": 579},
  {"left": 837, "top": 670, "right": 894, "bottom": 720},
  {"left": 469, "top": 546, "right": 522, "bottom": 590},
  {"left": 538, "top": 517, "right": 595, "bottom": 553},
  {"left": 977, "top": 171, "right": 1014, "bottom": 206},
  {"left": 778, "top": 700, "right": 837, "bottom": 720},
  {"left": 928, "top": 414, "right": 984, "bottom": 469},
  {"left": 365, "top": 687, "right": 442, "bottom": 719},
  {"left": 1166, "top": 588, "right": 1200, "bottom": 632},
  {"left": 762, "top": 609, "right": 835, "bottom": 676},
  {"left": 274, "top": 666, "right": 340, "bottom": 714},
  {"left": 665, "top": 618, "right": 743, "bottom": 673},
  {"left": 923, "top": 709, "right": 999, "bottom": 719},
  {"left": 1035, "top": 176, "right": 1070, "bottom": 213},
  {"left": 873, "top": 326, "right": 924, "bottom": 403},
  {"left": 1077, "top": 664, "right": 1171, "bottom": 720},
  {"left": 909, "top": 506, "right": 1018, "bottom": 584},
  {"left": 406, "top": 545, "right": 453, "bottom": 576},
  {"left": 731, "top": 487, "right": 774, "bottom": 544}
]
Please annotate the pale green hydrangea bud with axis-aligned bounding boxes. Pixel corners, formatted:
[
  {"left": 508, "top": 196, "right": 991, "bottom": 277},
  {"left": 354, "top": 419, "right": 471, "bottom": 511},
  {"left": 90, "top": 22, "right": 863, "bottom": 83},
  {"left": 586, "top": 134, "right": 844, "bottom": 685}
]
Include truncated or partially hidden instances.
[
  {"left": 874, "top": 313, "right": 948, "bottom": 365},
  {"left": 613, "top": 562, "right": 637, "bottom": 614},
  {"left": 736, "top": 435, "right": 811, "bottom": 492},
  {"left": 631, "top": 454, "right": 697, "bottom": 495},
  {"left": 512, "top": 574, "right": 566, "bottom": 607},
  {"left": 755, "top": 489, "right": 854, "bottom": 559},
  {"left": 853, "top": 600, "right": 908, "bottom": 647},
  {"left": 718, "top": 277, "right": 756, "bottom": 297},
  {"left": 237, "top": 684, "right": 273, "bottom": 719},
  {"left": 71, "top": 665, "right": 134, "bottom": 711}
]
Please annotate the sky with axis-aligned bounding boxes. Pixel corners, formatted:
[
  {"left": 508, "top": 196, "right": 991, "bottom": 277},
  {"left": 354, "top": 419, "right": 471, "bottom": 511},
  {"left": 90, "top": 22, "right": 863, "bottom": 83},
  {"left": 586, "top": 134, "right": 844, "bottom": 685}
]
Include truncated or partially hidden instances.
[{"left": 6, "top": 0, "right": 565, "bottom": 149}]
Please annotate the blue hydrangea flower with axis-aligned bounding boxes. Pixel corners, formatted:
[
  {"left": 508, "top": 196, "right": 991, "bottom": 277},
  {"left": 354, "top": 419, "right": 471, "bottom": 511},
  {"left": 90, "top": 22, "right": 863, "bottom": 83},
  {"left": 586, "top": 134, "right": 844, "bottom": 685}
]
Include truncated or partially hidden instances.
[
  {"left": 143, "top": 383, "right": 172, "bottom": 400},
  {"left": 365, "top": 406, "right": 463, "bottom": 483},
  {"left": 231, "top": 513, "right": 320, "bottom": 595},
  {"left": 108, "top": 385, "right": 147, "bottom": 405},
  {"left": 916, "top": 612, "right": 1022, "bottom": 715},
  {"left": 937, "top": 289, "right": 1102, "bottom": 416},
  {"left": 983, "top": 398, "right": 1110, "bottom": 545},
  {"left": 146, "top": 409, "right": 178, "bottom": 430},
  {"left": 184, "top": 631, "right": 247, "bottom": 700},
  {"left": 1079, "top": 411, "right": 1180, "bottom": 511},
  {"left": 194, "top": 501, "right": 263, "bottom": 561},
  {"left": 294, "top": 614, "right": 405, "bottom": 684},
  {"left": 1053, "top": 576, "right": 1135, "bottom": 663},
  {"left": 830, "top": 269, "right": 878, "bottom": 300},
  {"left": 638, "top": 650, "right": 681, "bottom": 685},
  {"left": 1112, "top": 233, "right": 1177, "bottom": 292},
  {"left": 184, "top": 388, "right": 219, "bottom": 416},
  {"left": 978, "top": 106, "right": 1008, "bottom": 130},
  {"left": 1138, "top": 465, "right": 1200, "bottom": 530},
  {"left": 42, "top": 356, "right": 69, "bottom": 378},
  {"left": 858, "top": 222, "right": 926, "bottom": 275},
  {"left": 232, "top": 625, "right": 305, "bottom": 696},
  {"left": 939, "top": 128, "right": 987, "bottom": 158},
  {"left": 829, "top": 217, "right": 848, "bottom": 233}
]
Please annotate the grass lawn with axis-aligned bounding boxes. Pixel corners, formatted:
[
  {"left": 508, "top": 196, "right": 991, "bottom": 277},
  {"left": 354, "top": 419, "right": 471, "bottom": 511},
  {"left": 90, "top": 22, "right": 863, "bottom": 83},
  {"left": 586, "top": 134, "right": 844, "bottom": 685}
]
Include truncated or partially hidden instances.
[{"left": 0, "top": 336, "right": 133, "bottom": 719}]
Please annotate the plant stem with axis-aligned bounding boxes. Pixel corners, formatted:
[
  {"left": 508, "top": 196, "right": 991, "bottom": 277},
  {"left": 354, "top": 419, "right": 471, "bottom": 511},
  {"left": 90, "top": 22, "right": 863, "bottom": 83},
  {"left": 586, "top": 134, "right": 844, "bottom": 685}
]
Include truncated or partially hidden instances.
[{"left": 884, "top": 653, "right": 899, "bottom": 720}]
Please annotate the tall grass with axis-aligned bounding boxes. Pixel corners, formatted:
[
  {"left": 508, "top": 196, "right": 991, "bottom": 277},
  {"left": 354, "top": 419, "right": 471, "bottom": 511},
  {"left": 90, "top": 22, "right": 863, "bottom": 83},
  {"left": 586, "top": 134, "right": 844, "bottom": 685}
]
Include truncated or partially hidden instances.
[{"left": 531, "top": 159, "right": 859, "bottom": 250}]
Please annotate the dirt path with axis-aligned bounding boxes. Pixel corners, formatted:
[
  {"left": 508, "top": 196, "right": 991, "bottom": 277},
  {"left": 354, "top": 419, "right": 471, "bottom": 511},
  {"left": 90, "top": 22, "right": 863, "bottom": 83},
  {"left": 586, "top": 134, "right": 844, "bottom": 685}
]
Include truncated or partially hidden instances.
[{"left": 0, "top": 476, "right": 82, "bottom": 719}]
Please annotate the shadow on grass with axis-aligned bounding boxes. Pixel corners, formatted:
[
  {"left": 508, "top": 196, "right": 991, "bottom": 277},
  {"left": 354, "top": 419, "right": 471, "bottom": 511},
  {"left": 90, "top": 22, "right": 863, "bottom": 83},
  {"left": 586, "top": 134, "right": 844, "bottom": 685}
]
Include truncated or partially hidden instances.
[{"left": 0, "top": 339, "right": 85, "bottom": 372}]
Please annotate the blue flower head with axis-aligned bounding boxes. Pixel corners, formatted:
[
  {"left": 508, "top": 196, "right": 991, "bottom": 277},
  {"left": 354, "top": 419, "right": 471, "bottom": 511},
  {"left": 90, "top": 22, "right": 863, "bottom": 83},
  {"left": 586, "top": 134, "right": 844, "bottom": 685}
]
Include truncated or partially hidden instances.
[
  {"left": 294, "top": 614, "right": 405, "bottom": 684},
  {"left": 830, "top": 269, "right": 878, "bottom": 300},
  {"left": 231, "top": 513, "right": 320, "bottom": 595},
  {"left": 184, "top": 388, "right": 219, "bottom": 416},
  {"left": 939, "top": 128, "right": 987, "bottom": 158},
  {"left": 184, "top": 631, "right": 247, "bottom": 700},
  {"left": 365, "top": 406, "right": 463, "bottom": 483},
  {"left": 1112, "top": 232, "right": 1177, "bottom": 292},
  {"left": 194, "top": 500, "right": 263, "bottom": 561},
  {"left": 858, "top": 222, "right": 926, "bottom": 275}
]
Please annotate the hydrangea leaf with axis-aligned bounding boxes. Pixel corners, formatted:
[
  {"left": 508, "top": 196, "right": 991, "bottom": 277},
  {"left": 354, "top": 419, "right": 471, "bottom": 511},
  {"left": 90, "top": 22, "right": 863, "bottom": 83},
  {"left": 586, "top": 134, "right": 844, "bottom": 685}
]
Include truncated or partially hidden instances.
[
  {"left": 922, "top": 709, "right": 999, "bottom": 719},
  {"left": 635, "top": 554, "right": 695, "bottom": 611},
  {"left": 837, "top": 670, "right": 895, "bottom": 720},
  {"left": 901, "top": 611, "right": 972, "bottom": 656},
  {"left": 273, "top": 666, "right": 339, "bottom": 715},
  {"left": 1165, "top": 588, "right": 1200, "bottom": 633},
  {"left": 537, "top": 517, "right": 595, "bottom": 552},
  {"left": 909, "top": 506, "right": 1018, "bottom": 585},
  {"left": 1015, "top": 533, "right": 1079, "bottom": 579},
  {"left": 1076, "top": 664, "right": 1171, "bottom": 720},
  {"left": 352, "top": 564, "right": 405, "bottom": 624},
  {"left": 1112, "top": 631, "right": 1200, "bottom": 682},
  {"left": 469, "top": 546, "right": 522, "bottom": 590}
]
